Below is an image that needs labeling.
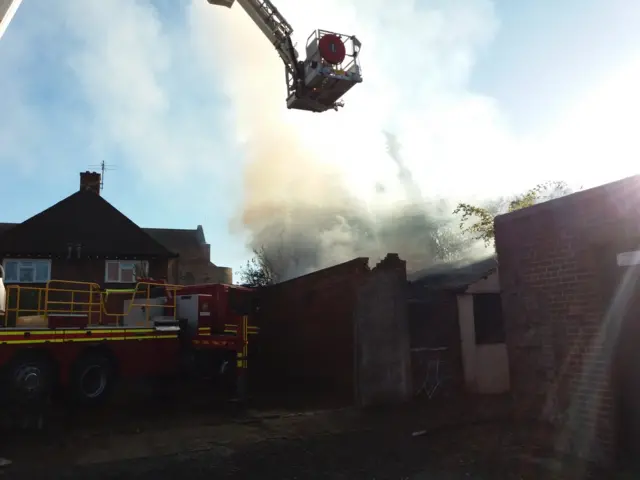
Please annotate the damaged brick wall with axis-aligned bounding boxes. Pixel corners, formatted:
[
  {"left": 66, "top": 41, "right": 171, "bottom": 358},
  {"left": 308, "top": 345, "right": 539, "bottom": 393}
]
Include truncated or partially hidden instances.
[
  {"left": 355, "top": 254, "right": 413, "bottom": 406},
  {"left": 494, "top": 175, "right": 640, "bottom": 465}
]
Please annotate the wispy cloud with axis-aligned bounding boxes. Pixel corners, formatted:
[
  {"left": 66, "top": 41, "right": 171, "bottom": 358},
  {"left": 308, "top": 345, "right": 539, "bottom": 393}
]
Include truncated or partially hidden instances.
[
  {"left": 62, "top": 0, "right": 233, "bottom": 184},
  {"left": 1, "top": 0, "right": 235, "bottom": 186}
]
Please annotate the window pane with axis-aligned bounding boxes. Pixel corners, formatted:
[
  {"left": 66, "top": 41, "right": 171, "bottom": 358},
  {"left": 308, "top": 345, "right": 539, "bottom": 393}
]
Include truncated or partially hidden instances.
[
  {"left": 120, "top": 267, "right": 135, "bottom": 283},
  {"left": 18, "top": 266, "right": 35, "bottom": 283},
  {"left": 136, "top": 261, "right": 148, "bottom": 278},
  {"left": 106, "top": 262, "right": 119, "bottom": 282},
  {"left": 4, "top": 261, "right": 18, "bottom": 282},
  {"left": 35, "top": 262, "right": 50, "bottom": 282}
]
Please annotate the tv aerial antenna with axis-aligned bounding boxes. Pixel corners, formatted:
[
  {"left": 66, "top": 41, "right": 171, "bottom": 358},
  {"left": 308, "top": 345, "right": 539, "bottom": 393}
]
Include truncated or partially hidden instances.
[{"left": 88, "top": 160, "right": 116, "bottom": 191}]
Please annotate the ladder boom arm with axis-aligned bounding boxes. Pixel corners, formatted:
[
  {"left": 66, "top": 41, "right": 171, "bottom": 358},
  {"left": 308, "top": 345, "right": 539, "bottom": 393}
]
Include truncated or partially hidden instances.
[{"left": 4, "top": 0, "right": 360, "bottom": 112}]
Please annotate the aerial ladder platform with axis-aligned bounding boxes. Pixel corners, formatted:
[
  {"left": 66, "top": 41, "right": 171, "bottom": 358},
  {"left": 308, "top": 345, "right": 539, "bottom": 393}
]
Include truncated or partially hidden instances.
[
  {"left": 0, "top": 0, "right": 362, "bottom": 112},
  {"left": 208, "top": 0, "right": 362, "bottom": 112}
]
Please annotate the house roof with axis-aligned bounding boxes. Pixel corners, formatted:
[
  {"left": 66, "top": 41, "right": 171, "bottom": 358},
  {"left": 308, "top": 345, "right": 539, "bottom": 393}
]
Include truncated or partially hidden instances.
[
  {"left": 0, "top": 220, "right": 208, "bottom": 260},
  {"left": 144, "top": 226, "right": 205, "bottom": 254},
  {"left": 0, "top": 223, "right": 15, "bottom": 236},
  {"left": 0, "top": 190, "right": 175, "bottom": 258},
  {"left": 408, "top": 256, "right": 498, "bottom": 291}
]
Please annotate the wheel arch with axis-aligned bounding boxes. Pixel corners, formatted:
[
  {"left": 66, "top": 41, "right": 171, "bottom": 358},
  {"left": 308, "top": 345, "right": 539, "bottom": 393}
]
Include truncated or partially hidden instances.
[
  {"left": 2, "top": 346, "right": 59, "bottom": 406},
  {"left": 73, "top": 343, "right": 119, "bottom": 377},
  {"left": 69, "top": 343, "right": 119, "bottom": 406},
  {"left": 5, "top": 346, "right": 60, "bottom": 384}
]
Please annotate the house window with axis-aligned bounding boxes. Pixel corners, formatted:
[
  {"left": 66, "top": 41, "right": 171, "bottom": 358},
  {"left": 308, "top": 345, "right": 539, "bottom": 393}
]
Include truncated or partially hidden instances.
[
  {"left": 473, "top": 293, "right": 505, "bottom": 345},
  {"left": 105, "top": 260, "right": 149, "bottom": 283},
  {"left": 2, "top": 259, "right": 52, "bottom": 283}
]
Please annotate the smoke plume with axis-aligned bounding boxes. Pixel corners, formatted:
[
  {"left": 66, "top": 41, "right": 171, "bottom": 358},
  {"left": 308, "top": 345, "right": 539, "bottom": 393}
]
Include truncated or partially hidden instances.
[{"left": 192, "top": 0, "right": 498, "bottom": 280}]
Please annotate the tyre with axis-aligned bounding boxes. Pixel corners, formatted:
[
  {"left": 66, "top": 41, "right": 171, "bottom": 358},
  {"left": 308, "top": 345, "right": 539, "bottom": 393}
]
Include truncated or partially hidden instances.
[
  {"left": 6, "top": 353, "right": 54, "bottom": 406},
  {"left": 215, "top": 352, "right": 237, "bottom": 396},
  {"left": 70, "top": 351, "right": 115, "bottom": 406}
]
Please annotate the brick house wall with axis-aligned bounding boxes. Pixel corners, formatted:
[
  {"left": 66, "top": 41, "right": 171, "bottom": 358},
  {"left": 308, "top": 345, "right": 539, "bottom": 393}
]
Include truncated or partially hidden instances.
[
  {"left": 51, "top": 258, "right": 168, "bottom": 285},
  {"left": 494, "top": 174, "right": 640, "bottom": 465},
  {"left": 146, "top": 227, "right": 232, "bottom": 285},
  {"left": 1, "top": 257, "right": 169, "bottom": 326},
  {"left": 174, "top": 243, "right": 231, "bottom": 285}
]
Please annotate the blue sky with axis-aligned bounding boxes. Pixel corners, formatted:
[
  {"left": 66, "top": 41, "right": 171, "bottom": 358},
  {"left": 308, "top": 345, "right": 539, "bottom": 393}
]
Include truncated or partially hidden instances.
[{"left": 1, "top": 0, "right": 639, "bottom": 278}]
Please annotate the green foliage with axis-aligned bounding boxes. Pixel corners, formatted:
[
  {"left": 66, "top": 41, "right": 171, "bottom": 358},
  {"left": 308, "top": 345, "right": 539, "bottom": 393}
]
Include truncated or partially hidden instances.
[
  {"left": 452, "top": 203, "right": 496, "bottom": 247},
  {"left": 453, "top": 181, "right": 572, "bottom": 247},
  {"left": 507, "top": 181, "right": 571, "bottom": 212},
  {"left": 238, "top": 246, "right": 280, "bottom": 287}
]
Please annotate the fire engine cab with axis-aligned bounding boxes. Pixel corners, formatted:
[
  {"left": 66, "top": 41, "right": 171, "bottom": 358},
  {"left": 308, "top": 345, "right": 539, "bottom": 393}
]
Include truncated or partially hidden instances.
[{"left": 0, "top": 265, "right": 258, "bottom": 407}]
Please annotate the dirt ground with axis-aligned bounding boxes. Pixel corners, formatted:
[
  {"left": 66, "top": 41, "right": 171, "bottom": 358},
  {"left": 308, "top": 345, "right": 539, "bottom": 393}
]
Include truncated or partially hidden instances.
[{"left": 0, "top": 385, "right": 623, "bottom": 479}]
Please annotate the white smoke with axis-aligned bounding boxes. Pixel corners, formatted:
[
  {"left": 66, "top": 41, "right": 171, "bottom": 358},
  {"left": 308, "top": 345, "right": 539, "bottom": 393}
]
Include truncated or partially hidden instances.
[{"left": 187, "top": 0, "right": 500, "bottom": 278}]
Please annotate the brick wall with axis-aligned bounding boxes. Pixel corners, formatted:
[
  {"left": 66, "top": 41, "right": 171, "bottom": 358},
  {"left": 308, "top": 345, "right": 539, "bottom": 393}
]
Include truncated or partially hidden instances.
[
  {"left": 0, "top": 257, "right": 168, "bottom": 288},
  {"left": 251, "top": 254, "right": 411, "bottom": 407},
  {"left": 494, "top": 174, "right": 640, "bottom": 465},
  {"left": 355, "top": 254, "right": 413, "bottom": 406},
  {"left": 251, "top": 257, "right": 370, "bottom": 404},
  {"left": 170, "top": 239, "right": 232, "bottom": 285},
  {"left": 178, "top": 259, "right": 232, "bottom": 285}
]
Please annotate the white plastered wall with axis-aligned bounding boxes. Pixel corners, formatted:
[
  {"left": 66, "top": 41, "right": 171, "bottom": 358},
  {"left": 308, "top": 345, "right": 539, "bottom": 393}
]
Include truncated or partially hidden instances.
[{"left": 456, "top": 270, "right": 510, "bottom": 394}]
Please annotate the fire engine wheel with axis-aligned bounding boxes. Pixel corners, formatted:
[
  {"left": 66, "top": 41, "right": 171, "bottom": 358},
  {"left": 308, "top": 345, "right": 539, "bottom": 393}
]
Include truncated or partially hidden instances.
[
  {"left": 214, "top": 352, "right": 237, "bottom": 395},
  {"left": 6, "top": 354, "right": 54, "bottom": 406},
  {"left": 71, "top": 352, "right": 115, "bottom": 406}
]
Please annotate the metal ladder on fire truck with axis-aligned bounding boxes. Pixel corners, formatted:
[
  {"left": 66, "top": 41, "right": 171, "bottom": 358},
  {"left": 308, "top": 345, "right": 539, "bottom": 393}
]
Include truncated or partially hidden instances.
[
  {"left": 0, "top": 0, "right": 363, "bottom": 113},
  {"left": 208, "top": 0, "right": 363, "bottom": 112}
]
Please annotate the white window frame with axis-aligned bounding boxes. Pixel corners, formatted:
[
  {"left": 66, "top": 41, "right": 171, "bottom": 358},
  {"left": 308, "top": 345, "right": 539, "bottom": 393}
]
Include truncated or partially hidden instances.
[
  {"left": 1, "top": 259, "right": 52, "bottom": 284},
  {"left": 104, "top": 260, "right": 149, "bottom": 284}
]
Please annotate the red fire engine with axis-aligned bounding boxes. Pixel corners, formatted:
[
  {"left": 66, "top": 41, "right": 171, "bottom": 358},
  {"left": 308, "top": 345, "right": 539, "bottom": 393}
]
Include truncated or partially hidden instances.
[{"left": 0, "top": 265, "right": 257, "bottom": 407}]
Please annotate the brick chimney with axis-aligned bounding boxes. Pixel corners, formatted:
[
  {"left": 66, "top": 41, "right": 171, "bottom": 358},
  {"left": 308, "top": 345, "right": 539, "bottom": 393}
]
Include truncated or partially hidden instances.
[{"left": 79, "top": 171, "right": 101, "bottom": 195}]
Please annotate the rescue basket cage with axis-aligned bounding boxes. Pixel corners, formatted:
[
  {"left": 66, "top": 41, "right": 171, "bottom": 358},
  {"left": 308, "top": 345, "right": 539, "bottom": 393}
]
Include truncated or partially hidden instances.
[
  {"left": 284, "top": 29, "right": 362, "bottom": 103},
  {"left": 306, "top": 30, "right": 362, "bottom": 78},
  {"left": 0, "top": 279, "right": 183, "bottom": 328}
]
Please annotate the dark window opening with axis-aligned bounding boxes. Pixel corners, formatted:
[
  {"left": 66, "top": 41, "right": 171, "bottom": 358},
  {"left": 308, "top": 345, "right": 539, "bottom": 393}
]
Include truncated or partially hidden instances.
[
  {"left": 408, "top": 298, "right": 456, "bottom": 349},
  {"left": 473, "top": 293, "right": 505, "bottom": 345}
]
